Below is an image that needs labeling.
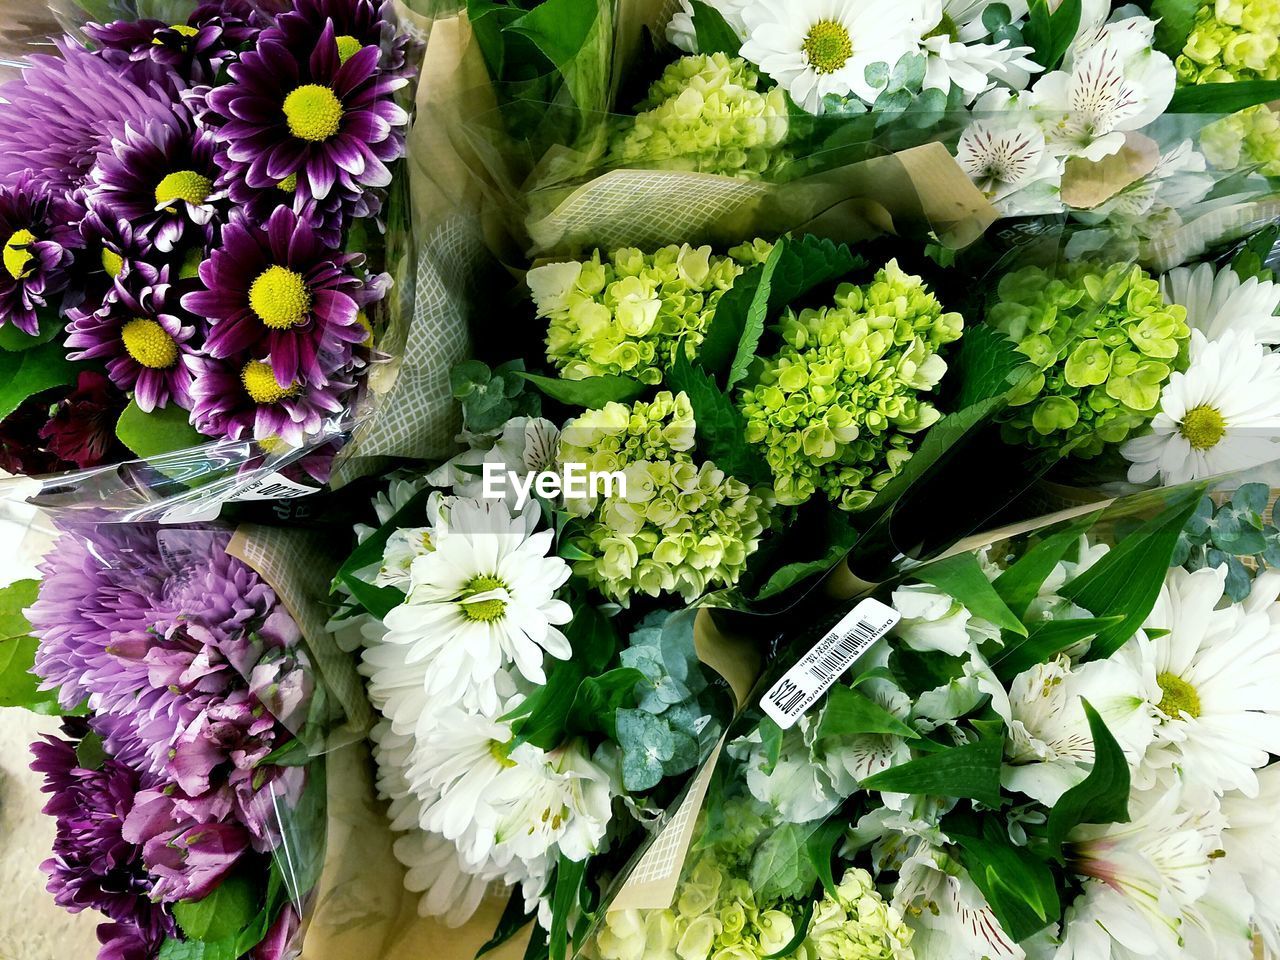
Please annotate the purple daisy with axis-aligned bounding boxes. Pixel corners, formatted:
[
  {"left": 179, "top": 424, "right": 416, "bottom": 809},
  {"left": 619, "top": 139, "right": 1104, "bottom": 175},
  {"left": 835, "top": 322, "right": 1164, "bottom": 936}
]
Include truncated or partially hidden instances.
[
  {"left": 86, "top": 3, "right": 259, "bottom": 88},
  {"left": 122, "top": 788, "right": 250, "bottom": 901},
  {"left": 97, "top": 921, "right": 164, "bottom": 960},
  {"left": 66, "top": 263, "right": 200, "bottom": 412},
  {"left": 221, "top": 165, "right": 351, "bottom": 249},
  {"left": 0, "top": 41, "right": 175, "bottom": 196},
  {"left": 87, "top": 113, "right": 224, "bottom": 255},
  {"left": 72, "top": 208, "right": 150, "bottom": 314},
  {"left": 30, "top": 735, "right": 176, "bottom": 941},
  {"left": 276, "top": 0, "right": 416, "bottom": 79},
  {"left": 205, "top": 19, "right": 408, "bottom": 208},
  {"left": 183, "top": 205, "right": 365, "bottom": 385},
  {"left": 0, "top": 172, "right": 76, "bottom": 335}
]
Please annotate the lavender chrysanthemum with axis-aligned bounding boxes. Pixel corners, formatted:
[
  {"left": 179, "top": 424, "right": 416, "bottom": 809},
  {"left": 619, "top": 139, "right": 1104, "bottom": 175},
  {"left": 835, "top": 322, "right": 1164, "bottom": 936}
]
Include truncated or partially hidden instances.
[
  {"left": 182, "top": 205, "right": 365, "bottom": 385},
  {"left": 66, "top": 263, "right": 200, "bottom": 412},
  {"left": 0, "top": 41, "right": 175, "bottom": 196},
  {"left": 87, "top": 114, "right": 224, "bottom": 254},
  {"left": 0, "top": 172, "right": 76, "bottom": 335},
  {"left": 30, "top": 735, "right": 175, "bottom": 942},
  {"left": 86, "top": 2, "right": 259, "bottom": 88},
  {"left": 205, "top": 20, "right": 408, "bottom": 210}
]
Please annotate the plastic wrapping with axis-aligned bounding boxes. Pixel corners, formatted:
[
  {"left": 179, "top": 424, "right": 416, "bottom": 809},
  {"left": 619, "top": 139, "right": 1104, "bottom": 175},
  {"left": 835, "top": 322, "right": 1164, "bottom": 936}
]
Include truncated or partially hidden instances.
[
  {"left": 577, "top": 468, "right": 1280, "bottom": 960},
  {"left": 2, "top": 514, "right": 369, "bottom": 960}
]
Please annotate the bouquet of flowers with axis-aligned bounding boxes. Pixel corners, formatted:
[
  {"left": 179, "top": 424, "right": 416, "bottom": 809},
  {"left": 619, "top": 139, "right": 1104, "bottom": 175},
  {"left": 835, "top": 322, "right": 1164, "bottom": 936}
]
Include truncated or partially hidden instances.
[
  {"left": 0, "top": 0, "right": 420, "bottom": 510},
  {"left": 580, "top": 478, "right": 1280, "bottom": 960},
  {"left": 0, "top": 519, "right": 365, "bottom": 960}
]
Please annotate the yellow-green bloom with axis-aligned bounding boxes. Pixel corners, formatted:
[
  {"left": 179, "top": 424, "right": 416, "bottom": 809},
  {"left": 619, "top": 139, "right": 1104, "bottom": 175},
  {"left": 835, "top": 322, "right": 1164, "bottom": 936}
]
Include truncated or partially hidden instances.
[
  {"left": 558, "top": 392, "right": 768, "bottom": 603},
  {"left": 609, "top": 53, "right": 789, "bottom": 178},
  {"left": 530, "top": 241, "right": 767, "bottom": 385},
  {"left": 1201, "top": 105, "right": 1280, "bottom": 176},
  {"left": 738, "top": 260, "right": 963, "bottom": 512},
  {"left": 1176, "top": 0, "right": 1280, "bottom": 82},
  {"left": 991, "top": 262, "right": 1190, "bottom": 457},
  {"left": 795, "top": 869, "right": 913, "bottom": 960}
]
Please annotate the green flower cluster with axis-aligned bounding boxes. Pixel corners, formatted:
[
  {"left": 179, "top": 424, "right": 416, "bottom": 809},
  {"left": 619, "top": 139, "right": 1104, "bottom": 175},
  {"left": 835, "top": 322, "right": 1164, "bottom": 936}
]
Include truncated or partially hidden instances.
[
  {"left": 1176, "top": 0, "right": 1280, "bottom": 82},
  {"left": 990, "top": 262, "right": 1190, "bottom": 458},
  {"left": 608, "top": 53, "right": 789, "bottom": 178},
  {"left": 529, "top": 240, "right": 768, "bottom": 384},
  {"left": 558, "top": 392, "right": 767, "bottom": 603},
  {"left": 795, "top": 869, "right": 913, "bottom": 960},
  {"left": 738, "top": 261, "right": 963, "bottom": 512},
  {"left": 1201, "top": 105, "right": 1280, "bottom": 175}
]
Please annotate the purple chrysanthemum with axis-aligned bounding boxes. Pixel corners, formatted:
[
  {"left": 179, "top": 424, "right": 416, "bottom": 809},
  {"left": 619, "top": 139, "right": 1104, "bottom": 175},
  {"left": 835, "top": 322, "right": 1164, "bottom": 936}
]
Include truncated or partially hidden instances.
[
  {"left": 276, "top": 0, "right": 415, "bottom": 79},
  {"left": 0, "top": 41, "right": 175, "bottom": 195},
  {"left": 30, "top": 735, "right": 176, "bottom": 942},
  {"left": 73, "top": 208, "right": 150, "bottom": 314},
  {"left": 0, "top": 172, "right": 76, "bottom": 335},
  {"left": 87, "top": 113, "right": 224, "bottom": 255},
  {"left": 86, "top": 3, "right": 259, "bottom": 88},
  {"left": 97, "top": 921, "right": 164, "bottom": 960},
  {"left": 65, "top": 263, "right": 200, "bottom": 412},
  {"left": 183, "top": 206, "right": 365, "bottom": 385},
  {"left": 122, "top": 788, "right": 250, "bottom": 901},
  {"left": 205, "top": 20, "right": 408, "bottom": 209}
]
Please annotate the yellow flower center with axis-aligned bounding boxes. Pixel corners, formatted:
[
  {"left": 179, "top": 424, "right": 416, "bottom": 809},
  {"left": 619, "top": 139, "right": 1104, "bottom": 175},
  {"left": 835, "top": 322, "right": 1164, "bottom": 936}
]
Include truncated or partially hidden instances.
[
  {"left": 802, "top": 19, "right": 853, "bottom": 75},
  {"left": 278, "top": 173, "right": 298, "bottom": 193},
  {"left": 258, "top": 434, "right": 291, "bottom": 454},
  {"left": 1156, "top": 671, "right": 1201, "bottom": 720},
  {"left": 335, "top": 34, "right": 363, "bottom": 64},
  {"left": 282, "top": 84, "right": 344, "bottom": 142},
  {"left": 488, "top": 739, "right": 518, "bottom": 769},
  {"left": 355, "top": 310, "right": 373, "bottom": 347},
  {"left": 249, "top": 266, "right": 312, "bottom": 329},
  {"left": 155, "top": 170, "right": 213, "bottom": 209},
  {"left": 101, "top": 247, "right": 124, "bottom": 279},
  {"left": 1179, "top": 404, "right": 1226, "bottom": 450},
  {"left": 121, "top": 318, "right": 179, "bottom": 369},
  {"left": 241, "top": 360, "right": 300, "bottom": 404},
  {"left": 460, "top": 574, "right": 508, "bottom": 623},
  {"left": 924, "top": 13, "right": 960, "bottom": 41},
  {"left": 153, "top": 23, "right": 199, "bottom": 44},
  {"left": 3, "top": 228, "right": 36, "bottom": 280}
]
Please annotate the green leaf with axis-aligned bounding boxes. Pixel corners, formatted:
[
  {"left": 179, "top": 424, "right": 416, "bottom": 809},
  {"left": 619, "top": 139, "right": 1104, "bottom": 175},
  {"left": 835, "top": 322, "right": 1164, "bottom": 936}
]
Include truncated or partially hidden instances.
[
  {"left": 115, "top": 398, "right": 203, "bottom": 458},
  {"left": 566, "top": 667, "right": 646, "bottom": 740},
  {"left": 617, "top": 708, "right": 674, "bottom": 791},
  {"left": 953, "top": 325, "right": 1025, "bottom": 409},
  {"left": 518, "top": 371, "right": 646, "bottom": 409},
  {"left": 948, "top": 815, "right": 1060, "bottom": 942},
  {"left": 1151, "top": 0, "right": 1201, "bottom": 57},
  {"left": 814, "top": 684, "right": 919, "bottom": 741},
  {"left": 992, "top": 515, "right": 1099, "bottom": 618},
  {"left": 174, "top": 870, "right": 260, "bottom": 943},
  {"left": 860, "top": 732, "right": 1003, "bottom": 806},
  {"left": 688, "top": 0, "right": 741, "bottom": 56},
  {"left": 0, "top": 342, "right": 77, "bottom": 421},
  {"left": 915, "top": 552, "right": 1026, "bottom": 636},
  {"left": 0, "top": 579, "right": 66, "bottom": 715},
  {"left": 1066, "top": 487, "right": 1204, "bottom": 660},
  {"left": 508, "top": 660, "right": 587, "bottom": 750},
  {"left": 751, "top": 822, "right": 818, "bottom": 902},
  {"left": 507, "top": 0, "right": 609, "bottom": 117},
  {"left": 1168, "top": 81, "right": 1280, "bottom": 113},
  {"left": 699, "top": 262, "right": 766, "bottom": 377},
  {"left": 764, "top": 898, "right": 814, "bottom": 959},
  {"left": 548, "top": 854, "right": 587, "bottom": 960},
  {"left": 804, "top": 819, "right": 844, "bottom": 899},
  {"left": 758, "top": 714, "right": 784, "bottom": 775},
  {"left": 0, "top": 307, "right": 63, "bottom": 351},
  {"left": 334, "top": 487, "right": 434, "bottom": 618},
  {"left": 888, "top": 646, "right": 970, "bottom": 700},
  {"left": 992, "top": 616, "right": 1125, "bottom": 682},
  {"left": 667, "top": 349, "right": 770, "bottom": 485},
  {"left": 75, "top": 731, "right": 108, "bottom": 771},
  {"left": 1045, "top": 699, "right": 1131, "bottom": 856},
  {"left": 157, "top": 939, "right": 237, "bottom": 960},
  {"left": 725, "top": 241, "right": 783, "bottom": 389},
  {"left": 1023, "top": 0, "right": 1081, "bottom": 70}
]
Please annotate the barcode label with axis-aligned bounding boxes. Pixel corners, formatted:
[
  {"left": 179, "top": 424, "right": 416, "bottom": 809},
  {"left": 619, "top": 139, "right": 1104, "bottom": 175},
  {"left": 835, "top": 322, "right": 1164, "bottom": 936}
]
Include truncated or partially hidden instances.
[
  {"left": 226, "top": 472, "right": 318, "bottom": 502},
  {"left": 760, "top": 599, "right": 900, "bottom": 729}
]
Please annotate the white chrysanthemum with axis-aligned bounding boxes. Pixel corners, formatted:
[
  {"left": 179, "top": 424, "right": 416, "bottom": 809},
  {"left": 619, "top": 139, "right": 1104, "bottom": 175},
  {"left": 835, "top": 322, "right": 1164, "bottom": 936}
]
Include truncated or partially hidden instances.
[
  {"left": 957, "top": 91, "right": 1064, "bottom": 214},
  {"left": 666, "top": 0, "right": 751, "bottom": 53},
  {"left": 1161, "top": 261, "right": 1280, "bottom": 346},
  {"left": 1030, "top": 17, "right": 1175, "bottom": 162},
  {"left": 919, "top": 0, "right": 1039, "bottom": 103},
  {"left": 1121, "top": 330, "right": 1280, "bottom": 485},
  {"left": 739, "top": 0, "right": 930, "bottom": 113},
  {"left": 1122, "top": 566, "right": 1280, "bottom": 797},
  {"left": 381, "top": 498, "right": 572, "bottom": 713},
  {"left": 1221, "top": 763, "right": 1280, "bottom": 955},
  {"left": 1000, "top": 654, "right": 1159, "bottom": 806}
]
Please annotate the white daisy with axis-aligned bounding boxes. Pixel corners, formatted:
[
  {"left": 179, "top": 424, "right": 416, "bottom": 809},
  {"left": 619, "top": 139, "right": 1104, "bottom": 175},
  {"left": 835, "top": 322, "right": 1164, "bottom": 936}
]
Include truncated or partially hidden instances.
[
  {"left": 1123, "top": 565, "right": 1280, "bottom": 797},
  {"left": 1221, "top": 763, "right": 1280, "bottom": 955},
  {"left": 666, "top": 0, "right": 752, "bottom": 53},
  {"left": 1121, "top": 330, "right": 1280, "bottom": 485},
  {"left": 1000, "top": 654, "right": 1159, "bottom": 807},
  {"left": 919, "top": 0, "right": 1040, "bottom": 104},
  {"left": 380, "top": 498, "right": 572, "bottom": 713},
  {"left": 1161, "top": 261, "right": 1280, "bottom": 346},
  {"left": 738, "top": 0, "right": 931, "bottom": 113},
  {"left": 957, "top": 91, "right": 1064, "bottom": 214}
]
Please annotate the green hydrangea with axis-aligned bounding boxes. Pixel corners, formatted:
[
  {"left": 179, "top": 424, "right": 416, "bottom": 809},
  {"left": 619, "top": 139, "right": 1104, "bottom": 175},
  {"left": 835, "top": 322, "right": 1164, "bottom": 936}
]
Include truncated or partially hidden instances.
[
  {"left": 558, "top": 391, "right": 768, "bottom": 604},
  {"left": 1201, "top": 104, "right": 1280, "bottom": 175},
  {"left": 990, "top": 262, "right": 1190, "bottom": 458},
  {"left": 529, "top": 241, "right": 769, "bottom": 384},
  {"left": 793, "top": 869, "right": 913, "bottom": 960},
  {"left": 608, "top": 53, "right": 789, "bottom": 178},
  {"left": 738, "top": 261, "right": 963, "bottom": 512},
  {"left": 1176, "top": 0, "right": 1280, "bottom": 82}
]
